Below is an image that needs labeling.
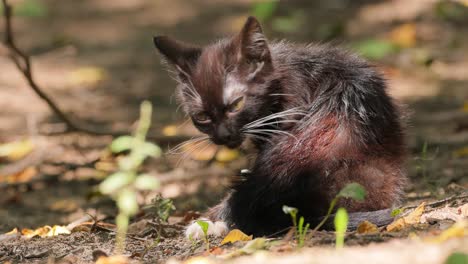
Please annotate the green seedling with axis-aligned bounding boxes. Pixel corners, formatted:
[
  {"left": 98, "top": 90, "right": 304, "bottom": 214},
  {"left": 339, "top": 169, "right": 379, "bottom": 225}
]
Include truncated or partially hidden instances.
[
  {"left": 282, "top": 205, "right": 309, "bottom": 248},
  {"left": 143, "top": 195, "right": 175, "bottom": 223},
  {"left": 297, "top": 216, "right": 310, "bottom": 248},
  {"left": 334, "top": 208, "right": 348, "bottom": 249},
  {"left": 314, "top": 182, "right": 366, "bottom": 231},
  {"left": 391, "top": 208, "right": 403, "bottom": 217},
  {"left": 196, "top": 220, "right": 210, "bottom": 251},
  {"left": 99, "top": 101, "right": 161, "bottom": 254}
]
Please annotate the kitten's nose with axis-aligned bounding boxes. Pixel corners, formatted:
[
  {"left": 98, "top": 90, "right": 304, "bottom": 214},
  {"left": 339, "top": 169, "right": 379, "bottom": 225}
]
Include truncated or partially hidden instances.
[{"left": 217, "top": 124, "right": 232, "bottom": 142}]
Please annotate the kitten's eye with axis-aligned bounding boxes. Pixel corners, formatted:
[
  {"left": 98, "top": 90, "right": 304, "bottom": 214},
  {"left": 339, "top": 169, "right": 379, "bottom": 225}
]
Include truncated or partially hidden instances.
[
  {"left": 193, "top": 112, "right": 210, "bottom": 123},
  {"left": 228, "top": 97, "right": 245, "bottom": 113}
]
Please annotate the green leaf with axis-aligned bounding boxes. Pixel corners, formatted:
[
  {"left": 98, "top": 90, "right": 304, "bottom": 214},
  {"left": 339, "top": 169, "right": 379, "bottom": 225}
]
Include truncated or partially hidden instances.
[
  {"left": 110, "top": 136, "right": 135, "bottom": 153},
  {"left": 196, "top": 220, "right": 209, "bottom": 236},
  {"left": 117, "top": 189, "right": 138, "bottom": 216},
  {"left": 272, "top": 12, "right": 304, "bottom": 33},
  {"left": 352, "top": 39, "right": 398, "bottom": 60},
  {"left": 118, "top": 156, "right": 135, "bottom": 171},
  {"left": 99, "top": 172, "right": 134, "bottom": 194},
  {"left": 14, "top": 0, "right": 47, "bottom": 17},
  {"left": 337, "top": 183, "right": 367, "bottom": 201},
  {"left": 391, "top": 208, "right": 403, "bottom": 217},
  {"left": 140, "top": 142, "right": 162, "bottom": 157},
  {"left": 445, "top": 252, "right": 468, "bottom": 264},
  {"left": 334, "top": 207, "right": 348, "bottom": 249},
  {"left": 298, "top": 216, "right": 304, "bottom": 234},
  {"left": 134, "top": 174, "right": 159, "bottom": 190},
  {"left": 251, "top": 1, "right": 278, "bottom": 22}
]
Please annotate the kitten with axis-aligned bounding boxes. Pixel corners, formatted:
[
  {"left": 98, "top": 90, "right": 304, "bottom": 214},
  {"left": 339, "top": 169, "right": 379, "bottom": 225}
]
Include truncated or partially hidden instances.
[{"left": 153, "top": 16, "right": 406, "bottom": 238}]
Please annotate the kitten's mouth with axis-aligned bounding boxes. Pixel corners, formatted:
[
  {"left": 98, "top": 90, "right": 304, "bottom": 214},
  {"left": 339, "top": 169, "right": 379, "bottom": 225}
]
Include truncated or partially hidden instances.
[
  {"left": 225, "top": 140, "right": 243, "bottom": 149},
  {"left": 211, "top": 137, "right": 243, "bottom": 149}
]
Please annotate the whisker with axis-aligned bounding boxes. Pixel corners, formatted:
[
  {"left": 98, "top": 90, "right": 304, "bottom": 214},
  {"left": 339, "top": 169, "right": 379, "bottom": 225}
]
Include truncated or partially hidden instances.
[
  {"left": 244, "top": 119, "right": 301, "bottom": 129},
  {"left": 168, "top": 136, "right": 210, "bottom": 155},
  {"left": 244, "top": 110, "right": 307, "bottom": 129},
  {"left": 244, "top": 129, "right": 297, "bottom": 140},
  {"left": 269, "top": 93, "right": 295, "bottom": 97},
  {"left": 176, "top": 140, "right": 211, "bottom": 167},
  {"left": 242, "top": 132, "right": 274, "bottom": 144}
]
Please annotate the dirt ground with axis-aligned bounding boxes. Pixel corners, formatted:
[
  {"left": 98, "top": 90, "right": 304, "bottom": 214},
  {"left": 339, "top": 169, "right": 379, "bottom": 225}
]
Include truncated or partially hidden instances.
[{"left": 0, "top": 0, "right": 467, "bottom": 263}]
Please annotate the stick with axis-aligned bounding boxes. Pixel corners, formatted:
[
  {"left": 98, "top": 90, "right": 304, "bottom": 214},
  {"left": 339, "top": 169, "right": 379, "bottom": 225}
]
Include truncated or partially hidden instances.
[{"left": 1, "top": 0, "right": 190, "bottom": 144}]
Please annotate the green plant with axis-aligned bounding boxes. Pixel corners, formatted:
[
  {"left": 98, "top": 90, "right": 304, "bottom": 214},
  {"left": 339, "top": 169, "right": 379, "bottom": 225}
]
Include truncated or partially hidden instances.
[
  {"left": 391, "top": 208, "right": 403, "bottom": 217},
  {"left": 334, "top": 208, "right": 348, "bottom": 249},
  {"left": 282, "top": 205, "right": 309, "bottom": 248},
  {"left": 196, "top": 220, "right": 210, "bottom": 251},
  {"left": 251, "top": 1, "right": 278, "bottom": 22},
  {"left": 444, "top": 252, "right": 468, "bottom": 264},
  {"left": 297, "top": 215, "right": 310, "bottom": 248},
  {"left": 314, "top": 183, "right": 366, "bottom": 231},
  {"left": 143, "top": 195, "right": 175, "bottom": 223},
  {"left": 99, "top": 101, "right": 161, "bottom": 254}
]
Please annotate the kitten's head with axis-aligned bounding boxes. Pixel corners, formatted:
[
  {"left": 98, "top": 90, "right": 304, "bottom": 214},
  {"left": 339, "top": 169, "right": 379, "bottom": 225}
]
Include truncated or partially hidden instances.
[{"left": 154, "top": 17, "right": 278, "bottom": 148}]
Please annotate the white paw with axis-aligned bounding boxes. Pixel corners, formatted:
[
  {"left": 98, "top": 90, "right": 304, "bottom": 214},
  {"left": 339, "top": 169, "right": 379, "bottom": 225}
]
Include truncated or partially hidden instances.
[{"left": 185, "top": 219, "right": 229, "bottom": 240}]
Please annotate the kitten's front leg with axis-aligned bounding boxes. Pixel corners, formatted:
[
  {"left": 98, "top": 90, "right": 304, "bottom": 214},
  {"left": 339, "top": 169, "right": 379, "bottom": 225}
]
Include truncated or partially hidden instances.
[{"left": 185, "top": 193, "right": 233, "bottom": 239}]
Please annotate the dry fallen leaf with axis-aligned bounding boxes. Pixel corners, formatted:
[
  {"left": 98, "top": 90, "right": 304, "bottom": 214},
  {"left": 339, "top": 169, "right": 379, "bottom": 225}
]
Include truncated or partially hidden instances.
[
  {"left": 3, "top": 166, "right": 37, "bottom": 183},
  {"left": 421, "top": 205, "right": 466, "bottom": 223},
  {"left": 389, "top": 23, "right": 416, "bottom": 48},
  {"left": 21, "top": 225, "right": 71, "bottom": 238},
  {"left": 357, "top": 220, "right": 379, "bottom": 234},
  {"left": 220, "top": 229, "right": 253, "bottom": 245},
  {"left": 453, "top": 146, "right": 468, "bottom": 158},
  {"left": 386, "top": 202, "right": 426, "bottom": 232},
  {"left": 216, "top": 147, "right": 240, "bottom": 163},
  {"left": 162, "top": 125, "right": 178, "bottom": 136},
  {"left": 463, "top": 101, "right": 468, "bottom": 112},
  {"left": 0, "top": 139, "right": 34, "bottom": 161},
  {"left": 426, "top": 220, "right": 467, "bottom": 243},
  {"left": 68, "top": 66, "right": 107, "bottom": 87}
]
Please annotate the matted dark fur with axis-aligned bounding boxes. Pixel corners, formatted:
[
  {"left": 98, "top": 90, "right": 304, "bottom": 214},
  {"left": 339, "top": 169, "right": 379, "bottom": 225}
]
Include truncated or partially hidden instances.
[{"left": 153, "top": 17, "right": 406, "bottom": 236}]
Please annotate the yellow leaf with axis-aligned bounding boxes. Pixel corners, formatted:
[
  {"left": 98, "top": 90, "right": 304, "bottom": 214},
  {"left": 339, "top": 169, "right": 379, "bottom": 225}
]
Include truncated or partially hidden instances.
[
  {"left": 357, "top": 220, "right": 379, "bottom": 234},
  {"left": 21, "top": 225, "right": 70, "bottom": 238},
  {"left": 220, "top": 229, "right": 253, "bottom": 245},
  {"left": 462, "top": 102, "right": 468, "bottom": 112},
  {"left": 389, "top": 23, "right": 416, "bottom": 48},
  {"left": 5, "top": 228, "right": 18, "bottom": 235},
  {"left": 162, "top": 125, "right": 178, "bottom": 136},
  {"left": 68, "top": 66, "right": 107, "bottom": 87},
  {"left": 427, "top": 220, "right": 467, "bottom": 243},
  {"left": 47, "top": 225, "right": 71, "bottom": 237},
  {"left": 386, "top": 202, "right": 425, "bottom": 232},
  {"left": 453, "top": 146, "right": 468, "bottom": 158},
  {"left": 0, "top": 139, "right": 34, "bottom": 161},
  {"left": 215, "top": 147, "right": 240, "bottom": 163}
]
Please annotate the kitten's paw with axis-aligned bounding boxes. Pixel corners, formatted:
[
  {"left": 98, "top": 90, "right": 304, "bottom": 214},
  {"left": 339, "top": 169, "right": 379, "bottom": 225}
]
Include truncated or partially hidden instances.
[{"left": 185, "top": 219, "right": 229, "bottom": 240}]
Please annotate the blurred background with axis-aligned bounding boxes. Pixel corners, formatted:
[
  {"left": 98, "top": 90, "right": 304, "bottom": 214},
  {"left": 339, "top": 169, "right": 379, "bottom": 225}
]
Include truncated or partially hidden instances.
[{"left": 0, "top": 0, "right": 467, "bottom": 234}]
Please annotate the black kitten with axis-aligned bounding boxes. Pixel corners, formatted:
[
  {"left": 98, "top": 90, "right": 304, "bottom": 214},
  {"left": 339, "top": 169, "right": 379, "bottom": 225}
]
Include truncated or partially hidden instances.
[{"left": 154, "top": 16, "right": 406, "bottom": 237}]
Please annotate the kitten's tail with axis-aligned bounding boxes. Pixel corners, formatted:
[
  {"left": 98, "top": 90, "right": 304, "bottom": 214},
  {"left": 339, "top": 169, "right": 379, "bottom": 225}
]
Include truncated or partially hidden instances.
[{"left": 319, "top": 208, "right": 394, "bottom": 230}]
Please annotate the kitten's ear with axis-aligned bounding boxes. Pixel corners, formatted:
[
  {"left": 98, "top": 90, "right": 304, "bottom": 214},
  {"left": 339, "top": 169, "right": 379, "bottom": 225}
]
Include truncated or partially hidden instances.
[
  {"left": 238, "top": 16, "right": 270, "bottom": 62},
  {"left": 153, "top": 36, "right": 201, "bottom": 74}
]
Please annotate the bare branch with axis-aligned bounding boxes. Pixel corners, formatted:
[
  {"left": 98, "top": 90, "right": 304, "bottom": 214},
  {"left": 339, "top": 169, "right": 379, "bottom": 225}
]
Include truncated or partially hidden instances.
[{"left": 1, "top": 0, "right": 190, "bottom": 144}]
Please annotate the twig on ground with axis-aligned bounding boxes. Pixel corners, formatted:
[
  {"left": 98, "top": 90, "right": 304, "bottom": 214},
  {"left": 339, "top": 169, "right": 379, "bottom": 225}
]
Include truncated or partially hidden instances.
[{"left": 1, "top": 0, "right": 191, "bottom": 144}]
